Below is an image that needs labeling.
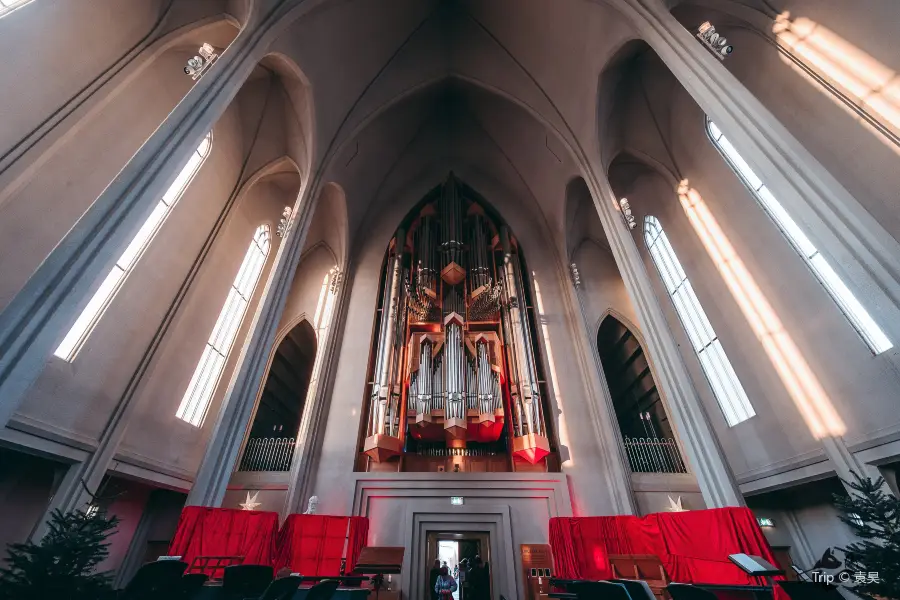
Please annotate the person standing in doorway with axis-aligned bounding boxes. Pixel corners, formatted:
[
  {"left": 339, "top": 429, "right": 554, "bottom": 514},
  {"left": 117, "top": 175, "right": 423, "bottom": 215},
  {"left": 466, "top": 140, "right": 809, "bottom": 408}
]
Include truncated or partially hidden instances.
[
  {"left": 458, "top": 558, "right": 469, "bottom": 599},
  {"left": 469, "top": 556, "right": 490, "bottom": 600},
  {"left": 435, "top": 565, "right": 458, "bottom": 599},
  {"left": 429, "top": 559, "right": 442, "bottom": 600}
]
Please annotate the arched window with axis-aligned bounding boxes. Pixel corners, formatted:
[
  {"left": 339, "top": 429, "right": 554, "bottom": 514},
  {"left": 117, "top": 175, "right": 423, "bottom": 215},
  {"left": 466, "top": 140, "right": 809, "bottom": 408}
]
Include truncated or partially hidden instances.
[
  {"left": 644, "top": 216, "right": 755, "bottom": 427},
  {"left": 55, "top": 133, "right": 212, "bottom": 361},
  {"left": 1, "top": 0, "right": 32, "bottom": 18},
  {"left": 706, "top": 118, "right": 892, "bottom": 354},
  {"left": 176, "top": 224, "right": 271, "bottom": 427}
]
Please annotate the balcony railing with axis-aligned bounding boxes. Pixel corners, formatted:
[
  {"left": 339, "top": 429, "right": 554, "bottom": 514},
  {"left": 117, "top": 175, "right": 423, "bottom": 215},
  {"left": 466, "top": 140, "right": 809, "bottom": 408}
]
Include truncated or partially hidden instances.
[
  {"left": 623, "top": 437, "right": 687, "bottom": 474},
  {"left": 238, "top": 437, "right": 295, "bottom": 472}
]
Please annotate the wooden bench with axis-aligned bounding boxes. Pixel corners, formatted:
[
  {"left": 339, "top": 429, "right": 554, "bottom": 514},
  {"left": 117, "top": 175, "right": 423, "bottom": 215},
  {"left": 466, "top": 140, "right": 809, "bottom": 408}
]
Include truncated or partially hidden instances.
[{"left": 609, "top": 554, "right": 670, "bottom": 600}]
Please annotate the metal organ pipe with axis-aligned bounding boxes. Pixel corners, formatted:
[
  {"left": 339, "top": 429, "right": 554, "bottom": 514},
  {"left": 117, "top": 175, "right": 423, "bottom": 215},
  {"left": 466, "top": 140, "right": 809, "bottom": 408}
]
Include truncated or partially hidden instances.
[
  {"left": 477, "top": 341, "right": 496, "bottom": 414},
  {"left": 466, "top": 358, "right": 477, "bottom": 410},
  {"left": 446, "top": 322, "right": 464, "bottom": 420},
  {"left": 417, "top": 215, "right": 436, "bottom": 293},
  {"left": 433, "top": 355, "right": 444, "bottom": 411},
  {"left": 440, "top": 176, "right": 463, "bottom": 267},
  {"left": 499, "top": 226, "right": 545, "bottom": 437},
  {"left": 369, "top": 228, "right": 405, "bottom": 438},
  {"left": 417, "top": 340, "right": 433, "bottom": 415},
  {"left": 469, "top": 214, "right": 490, "bottom": 292}
]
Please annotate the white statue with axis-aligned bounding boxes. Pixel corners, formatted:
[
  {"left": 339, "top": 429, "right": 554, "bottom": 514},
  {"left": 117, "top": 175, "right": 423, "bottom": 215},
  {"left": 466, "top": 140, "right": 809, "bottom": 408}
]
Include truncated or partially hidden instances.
[{"left": 303, "top": 495, "right": 319, "bottom": 515}]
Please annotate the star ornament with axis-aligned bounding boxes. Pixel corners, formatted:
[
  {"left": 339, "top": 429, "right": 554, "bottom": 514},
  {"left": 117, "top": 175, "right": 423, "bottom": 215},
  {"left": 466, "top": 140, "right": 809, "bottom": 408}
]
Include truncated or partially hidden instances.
[
  {"left": 666, "top": 495, "right": 687, "bottom": 512},
  {"left": 240, "top": 491, "right": 261, "bottom": 511}
]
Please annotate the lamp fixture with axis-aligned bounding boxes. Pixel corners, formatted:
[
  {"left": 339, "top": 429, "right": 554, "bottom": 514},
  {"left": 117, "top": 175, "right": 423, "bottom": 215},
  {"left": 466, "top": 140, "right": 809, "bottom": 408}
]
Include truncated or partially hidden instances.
[
  {"left": 697, "top": 22, "right": 734, "bottom": 60},
  {"left": 184, "top": 43, "right": 219, "bottom": 80},
  {"left": 619, "top": 198, "right": 636, "bottom": 230},
  {"left": 569, "top": 263, "right": 581, "bottom": 289},
  {"left": 277, "top": 206, "right": 293, "bottom": 238}
]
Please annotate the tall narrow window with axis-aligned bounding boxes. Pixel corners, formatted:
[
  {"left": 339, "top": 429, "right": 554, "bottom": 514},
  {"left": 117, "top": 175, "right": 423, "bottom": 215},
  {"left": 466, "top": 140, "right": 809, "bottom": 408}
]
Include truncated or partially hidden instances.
[
  {"left": 55, "top": 134, "right": 212, "bottom": 361},
  {"left": 1, "top": 0, "right": 32, "bottom": 17},
  {"left": 644, "top": 216, "right": 755, "bottom": 426},
  {"left": 706, "top": 118, "right": 892, "bottom": 354},
  {"left": 176, "top": 224, "right": 271, "bottom": 427}
]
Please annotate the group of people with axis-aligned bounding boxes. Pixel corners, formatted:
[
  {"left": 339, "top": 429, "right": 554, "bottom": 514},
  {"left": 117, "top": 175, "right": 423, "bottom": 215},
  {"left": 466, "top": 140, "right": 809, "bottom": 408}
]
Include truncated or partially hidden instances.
[{"left": 430, "top": 556, "right": 490, "bottom": 599}]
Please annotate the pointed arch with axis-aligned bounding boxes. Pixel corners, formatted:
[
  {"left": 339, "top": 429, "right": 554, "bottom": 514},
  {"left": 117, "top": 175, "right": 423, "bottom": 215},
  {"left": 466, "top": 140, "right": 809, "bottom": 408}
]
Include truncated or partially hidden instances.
[
  {"left": 596, "top": 310, "right": 687, "bottom": 474},
  {"left": 238, "top": 318, "right": 317, "bottom": 472}
]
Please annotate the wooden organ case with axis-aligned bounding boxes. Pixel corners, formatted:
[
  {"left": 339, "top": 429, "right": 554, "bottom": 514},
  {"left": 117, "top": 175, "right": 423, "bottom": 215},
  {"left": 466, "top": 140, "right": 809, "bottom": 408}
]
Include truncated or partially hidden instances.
[{"left": 357, "top": 174, "right": 559, "bottom": 473}]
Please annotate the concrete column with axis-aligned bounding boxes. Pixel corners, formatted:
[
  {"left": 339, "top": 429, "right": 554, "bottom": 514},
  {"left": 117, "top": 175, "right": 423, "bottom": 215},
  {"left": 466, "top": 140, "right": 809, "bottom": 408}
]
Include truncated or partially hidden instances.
[
  {"left": 584, "top": 171, "right": 744, "bottom": 508},
  {"left": 0, "top": 25, "right": 270, "bottom": 428},
  {"left": 617, "top": 0, "right": 896, "bottom": 494},
  {"left": 284, "top": 268, "right": 348, "bottom": 516},
  {"left": 186, "top": 178, "right": 323, "bottom": 508},
  {"left": 567, "top": 263, "right": 638, "bottom": 515}
]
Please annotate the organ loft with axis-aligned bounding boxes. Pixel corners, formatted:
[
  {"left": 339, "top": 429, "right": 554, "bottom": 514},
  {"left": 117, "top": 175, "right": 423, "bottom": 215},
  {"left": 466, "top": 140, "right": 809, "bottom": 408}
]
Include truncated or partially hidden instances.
[{"left": 359, "top": 174, "right": 558, "bottom": 472}]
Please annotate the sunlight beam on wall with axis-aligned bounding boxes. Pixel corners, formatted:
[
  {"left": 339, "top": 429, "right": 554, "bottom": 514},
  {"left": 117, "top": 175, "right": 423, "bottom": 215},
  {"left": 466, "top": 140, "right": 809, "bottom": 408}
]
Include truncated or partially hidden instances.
[
  {"left": 774, "top": 12, "right": 900, "bottom": 146},
  {"left": 532, "top": 274, "right": 572, "bottom": 465},
  {"left": 677, "top": 181, "right": 846, "bottom": 439}
]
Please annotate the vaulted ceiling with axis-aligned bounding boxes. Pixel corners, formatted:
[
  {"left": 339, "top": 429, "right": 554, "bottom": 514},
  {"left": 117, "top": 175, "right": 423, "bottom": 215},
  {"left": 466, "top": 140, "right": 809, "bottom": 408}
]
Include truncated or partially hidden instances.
[{"left": 261, "top": 0, "right": 642, "bottom": 261}]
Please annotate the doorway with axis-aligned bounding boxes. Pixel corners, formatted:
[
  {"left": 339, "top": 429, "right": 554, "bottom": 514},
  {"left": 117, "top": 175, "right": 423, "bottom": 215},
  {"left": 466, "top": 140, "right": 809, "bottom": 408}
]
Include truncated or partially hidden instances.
[{"left": 426, "top": 532, "right": 490, "bottom": 600}]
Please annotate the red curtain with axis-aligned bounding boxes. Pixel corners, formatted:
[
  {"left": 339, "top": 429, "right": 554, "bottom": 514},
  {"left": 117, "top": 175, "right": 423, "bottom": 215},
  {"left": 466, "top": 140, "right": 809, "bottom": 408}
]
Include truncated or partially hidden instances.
[
  {"left": 550, "top": 508, "right": 783, "bottom": 588},
  {"left": 346, "top": 516, "right": 369, "bottom": 574},
  {"left": 169, "top": 509, "right": 370, "bottom": 578},
  {"left": 276, "top": 515, "right": 351, "bottom": 576},
  {"left": 167, "top": 506, "right": 279, "bottom": 575},
  {"left": 549, "top": 518, "right": 579, "bottom": 579}
]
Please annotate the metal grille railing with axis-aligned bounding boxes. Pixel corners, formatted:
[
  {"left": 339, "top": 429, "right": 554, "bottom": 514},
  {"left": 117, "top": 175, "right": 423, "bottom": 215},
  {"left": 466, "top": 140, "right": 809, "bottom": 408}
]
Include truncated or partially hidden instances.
[
  {"left": 238, "top": 437, "right": 295, "bottom": 472},
  {"left": 623, "top": 437, "right": 687, "bottom": 474},
  {"left": 413, "top": 445, "right": 499, "bottom": 457}
]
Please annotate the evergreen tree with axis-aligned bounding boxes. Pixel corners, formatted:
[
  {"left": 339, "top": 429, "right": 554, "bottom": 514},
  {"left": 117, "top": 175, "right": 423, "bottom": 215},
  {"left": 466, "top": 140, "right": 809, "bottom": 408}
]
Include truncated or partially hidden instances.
[
  {"left": 0, "top": 507, "right": 119, "bottom": 600},
  {"left": 833, "top": 472, "right": 900, "bottom": 600}
]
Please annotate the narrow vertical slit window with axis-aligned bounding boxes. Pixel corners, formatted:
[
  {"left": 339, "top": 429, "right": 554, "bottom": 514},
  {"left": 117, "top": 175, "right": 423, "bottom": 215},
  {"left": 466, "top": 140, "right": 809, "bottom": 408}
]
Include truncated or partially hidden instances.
[
  {"left": 55, "top": 133, "right": 212, "bottom": 361},
  {"left": 176, "top": 224, "right": 271, "bottom": 427},
  {"left": 644, "top": 216, "right": 755, "bottom": 426},
  {"left": 0, "top": 0, "right": 32, "bottom": 17},
  {"left": 706, "top": 118, "right": 891, "bottom": 354}
]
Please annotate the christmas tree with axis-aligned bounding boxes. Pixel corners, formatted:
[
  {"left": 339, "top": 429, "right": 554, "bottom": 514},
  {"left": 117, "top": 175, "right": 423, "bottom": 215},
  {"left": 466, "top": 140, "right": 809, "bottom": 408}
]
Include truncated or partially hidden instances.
[
  {"left": 832, "top": 471, "right": 900, "bottom": 600},
  {"left": 0, "top": 507, "right": 119, "bottom": 600}
]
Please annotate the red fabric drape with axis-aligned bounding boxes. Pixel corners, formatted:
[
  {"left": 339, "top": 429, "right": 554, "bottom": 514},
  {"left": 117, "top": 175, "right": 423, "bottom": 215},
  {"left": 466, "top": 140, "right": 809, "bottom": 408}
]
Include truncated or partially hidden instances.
[
  {"left": 167, "top": 507, "right": 279, "bottom": 575},
  {"left": 169, "top": 509, "right": 370, "bottom": 578},
  {"left": 549, "top": 518, "right": 579, "bottom": 579},
  {"left": 654, "top": 508, "right": 779, "bottom": 585},
  {"left": 346, "top": 516, "right": 369, "bottom": 574},
  {"left": 550, "top": 508, "right": 784, "bottom": 591},
  {"left": 276, "top": 515, "right": 350, "bottom": 576}
]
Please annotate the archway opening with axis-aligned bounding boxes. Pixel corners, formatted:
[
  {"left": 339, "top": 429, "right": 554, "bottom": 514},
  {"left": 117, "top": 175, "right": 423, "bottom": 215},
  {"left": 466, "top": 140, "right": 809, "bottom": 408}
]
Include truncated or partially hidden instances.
[
  {"left": 239, "top": 319, "right": 317, "bottom": 472},
  {"left": 597, "top": 315, "right": 685, "bottom": 474}
]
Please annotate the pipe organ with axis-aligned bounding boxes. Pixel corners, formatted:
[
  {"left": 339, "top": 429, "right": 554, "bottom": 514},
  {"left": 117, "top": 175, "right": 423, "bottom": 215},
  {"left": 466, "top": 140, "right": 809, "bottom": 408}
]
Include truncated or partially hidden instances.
[{"left": 362, "top": 174, "right": 553, "bottom": 469}]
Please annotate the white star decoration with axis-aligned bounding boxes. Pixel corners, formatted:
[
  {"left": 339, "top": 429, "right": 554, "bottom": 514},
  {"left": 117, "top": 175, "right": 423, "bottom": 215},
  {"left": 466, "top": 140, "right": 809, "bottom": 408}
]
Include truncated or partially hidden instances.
[
  {"left": 240, "top": 491, "right": 261, "bottom": 511},
  {"left": 666, "top": 495, "right": 687, "bottom": 512}
]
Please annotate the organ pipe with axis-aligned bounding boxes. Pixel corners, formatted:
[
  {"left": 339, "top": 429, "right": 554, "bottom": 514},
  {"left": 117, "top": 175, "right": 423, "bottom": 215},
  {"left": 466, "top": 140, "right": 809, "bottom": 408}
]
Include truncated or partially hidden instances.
[
  {"left": 440, "top": 176, "right": 463, "bottom": 269},
  {"left": 364, "top": 174, "right": 552, "bottom": 466},
  {"left": 466, "top": 358, "right": 477, "bottom": 410},
  {"left": 368, "top": 228, "right": 405, "bottom": 438},
  {"left": 417, "top": 340, "right": 433, "bottom": 415},
  {"left": 468, "top": 213, "right": 491, "bottom": 292},
  {"left": 499, "top": 226, "right": 545, "bottom": 437},
  {"left": 476, "top": 341, "right": 500, "bottom": 415},
  {"left": 446, "top": 321, "right": 464, "bottom": 420}
]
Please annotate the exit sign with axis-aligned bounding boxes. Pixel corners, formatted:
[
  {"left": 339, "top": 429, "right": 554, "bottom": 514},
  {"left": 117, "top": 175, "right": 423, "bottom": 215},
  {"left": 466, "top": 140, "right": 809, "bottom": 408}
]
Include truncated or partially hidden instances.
[
  {"left": 450, "top": 496, "right": 464, "bottom": 506},
  {"left": 756, "top": 517, "right": 775, "bottom": 528}
]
